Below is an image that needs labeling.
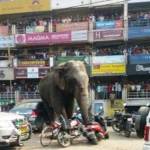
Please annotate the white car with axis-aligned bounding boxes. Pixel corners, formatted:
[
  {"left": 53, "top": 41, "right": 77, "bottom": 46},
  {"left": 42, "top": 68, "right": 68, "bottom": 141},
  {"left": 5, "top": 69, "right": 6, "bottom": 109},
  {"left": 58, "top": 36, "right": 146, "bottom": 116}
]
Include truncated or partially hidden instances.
[
  {"left": 0, "top": 112, "right": 30, "bottom": 146},
  {"left": 143, "top": 111, "right": 150, "bottom": 150}
]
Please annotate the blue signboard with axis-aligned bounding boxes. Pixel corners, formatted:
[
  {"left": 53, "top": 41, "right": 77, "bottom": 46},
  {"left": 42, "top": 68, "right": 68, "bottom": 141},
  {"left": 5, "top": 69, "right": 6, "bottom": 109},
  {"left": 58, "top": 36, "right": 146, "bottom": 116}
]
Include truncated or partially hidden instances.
[
  {"left": 129, "top": 54, "right": 150, "bottom": 64},
  {"left": 96, "top": 21, "right": 115, "bottom": 29},
  {"left": 0, "top": 36, "right": 15, "bottom": 48},
  {"left": 128, "top": 26, "right": 150, "bottom": 39}
]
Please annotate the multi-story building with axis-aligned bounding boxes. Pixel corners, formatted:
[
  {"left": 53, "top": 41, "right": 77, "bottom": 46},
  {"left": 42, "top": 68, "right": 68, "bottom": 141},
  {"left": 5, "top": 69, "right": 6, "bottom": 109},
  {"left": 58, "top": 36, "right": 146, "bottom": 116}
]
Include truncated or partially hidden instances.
[{"left": 0, "top": 0, "right": 150, "bottom": 116}]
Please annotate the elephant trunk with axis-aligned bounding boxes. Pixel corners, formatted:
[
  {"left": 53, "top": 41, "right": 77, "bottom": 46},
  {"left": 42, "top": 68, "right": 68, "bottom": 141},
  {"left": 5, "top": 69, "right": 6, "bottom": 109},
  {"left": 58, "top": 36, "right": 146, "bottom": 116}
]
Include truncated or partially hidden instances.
[{"left": 77, "top": 95, "right": 89, "bottom": 125}]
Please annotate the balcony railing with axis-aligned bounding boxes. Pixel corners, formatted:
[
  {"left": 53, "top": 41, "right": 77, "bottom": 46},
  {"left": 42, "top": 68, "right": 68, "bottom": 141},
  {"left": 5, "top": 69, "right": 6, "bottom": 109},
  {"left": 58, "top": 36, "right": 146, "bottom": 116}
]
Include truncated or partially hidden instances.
[
  {"left": 19, "top": 92, "right": 41, "bottom": 100},
  {"left": 129, "top": 19, "right": 150, "bottom": 27},
  {"left": 127, "top": 91, "right": 150, "bottom": 99}
]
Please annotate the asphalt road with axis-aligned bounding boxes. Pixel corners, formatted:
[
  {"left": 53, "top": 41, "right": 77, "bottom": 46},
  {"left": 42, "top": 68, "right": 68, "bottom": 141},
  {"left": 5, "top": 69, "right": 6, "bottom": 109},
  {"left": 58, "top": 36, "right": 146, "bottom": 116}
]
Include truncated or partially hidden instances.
[{"left": 15, "top": 127, "right": 144, "bottom": 150}]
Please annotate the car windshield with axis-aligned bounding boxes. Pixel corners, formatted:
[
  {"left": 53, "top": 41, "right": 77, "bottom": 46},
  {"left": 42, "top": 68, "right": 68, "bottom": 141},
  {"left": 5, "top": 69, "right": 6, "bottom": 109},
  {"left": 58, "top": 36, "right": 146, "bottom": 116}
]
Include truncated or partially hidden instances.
[{"left": 13, "top": 102, "right": 38, "bottom": 109}]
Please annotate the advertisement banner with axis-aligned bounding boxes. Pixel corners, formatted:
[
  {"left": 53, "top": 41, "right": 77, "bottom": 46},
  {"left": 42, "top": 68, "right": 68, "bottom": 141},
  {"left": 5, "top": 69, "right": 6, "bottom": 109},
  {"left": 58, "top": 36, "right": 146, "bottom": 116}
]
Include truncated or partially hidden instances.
[
  {"left": 92, "top": 55, "right": 126, "bottom": 64},
  {"left": 0, "top": 36, "right": 15, "bottom": 48},
  {"left": 15, "top": 67, "right": 49, "bottom": 79},
  {"left": 27, "top": 67, "right": 39, "bottom": 78},
  {"left": 71, "top": 30, "right": 88, "bottom": 41},
  {"left": 94, "top": 29, "right": 123, "bottom": 41},
  {"left": 51, "top": 32, "right": 71, "bottom": 43},
  {"left": 127, "top": 64, "right": 150, "bottom": 75},
  {"left": 92, "top": 64, "right": 126, "bottom": 76},
  {"left": 129, "top": 54, "right": 150, "bottom": 64},
  {"left": 15, "top": 32, "right": 71, "bottom": 44},
  {"left": 95, "top": 20, "right": 123, "bottom": 29},
  {"left": 0, "top": 26, "right": 9, "bottom": 36},
  {"left": 18, "top": 60, "right": 48, "bottom": 67},
  {"left": 0, "top": 68, "right": 14, "bottom": 80},
  {"left": 56, "top": 22, "right": 89, "bottom": 32},
  {"left": 128, "top": 26, "right": 150, "bottom": 39},
  {"left": 0, "top": 60, "right": 12, "bottom": 67},
  {"left": 0, "top": 0, "right": 50, "bottom": 15}
]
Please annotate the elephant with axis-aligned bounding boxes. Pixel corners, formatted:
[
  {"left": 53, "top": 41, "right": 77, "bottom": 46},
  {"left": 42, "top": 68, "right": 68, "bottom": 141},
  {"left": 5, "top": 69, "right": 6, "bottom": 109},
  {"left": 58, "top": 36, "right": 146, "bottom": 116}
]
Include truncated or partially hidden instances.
[{"left": 39, "top": 60, "right": 90, "bottom": 125}]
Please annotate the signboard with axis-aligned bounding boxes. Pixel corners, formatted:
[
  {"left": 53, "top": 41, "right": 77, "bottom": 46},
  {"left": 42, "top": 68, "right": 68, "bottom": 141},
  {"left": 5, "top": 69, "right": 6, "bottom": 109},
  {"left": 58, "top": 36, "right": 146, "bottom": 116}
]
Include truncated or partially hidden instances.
[
  {"left": 27, "top": 67, "right": 39, "bottom": 78},
  {"left": 92, "top": 64, "right": 126, "bottom": 76},
  {"left": 18, "top": 60, "right": 48, "bottom": 67},
  {"left": 15, "top": 32, "right": 71, "bottom": 45},
  {"left": 71, "top": 30, "right": 88, "bottom": 41},
  {"left": 56, "top": 22, "right": 89, "bottom": 32},
  {"left": 0, "top": 0, "right": 51, "bottom": 15},
  {"left": 0, "top": 60, "right": 12, "bottom": 67},
  {"left": 128, "top": 27, "right": 150, "bottom": 39},
  {"left": 0, "top": 36, "right": 15, "bottom": 48},
  {"left": 0, "top": 68, "right": 14, "bottom": 80},
  {"left": 92, "top": 55, "right": 126, "bottom": 64},
  {"left": 129, "top": 54, "right": 150, "bottom": 64},
  {"left": 0, "top": 26, "right": 9, "bottom": 36},
  {"left": 15, "top": 67, "right": 49, "bottom": 79},
  {"left": 127, "top": 64, "right": 150, "bottom": 75},
  {"left": 94, "top": 29, "right": 123, "bottom": 41},
  {"left": 96, "top": 20, "right": 123, "bottom": 29}
]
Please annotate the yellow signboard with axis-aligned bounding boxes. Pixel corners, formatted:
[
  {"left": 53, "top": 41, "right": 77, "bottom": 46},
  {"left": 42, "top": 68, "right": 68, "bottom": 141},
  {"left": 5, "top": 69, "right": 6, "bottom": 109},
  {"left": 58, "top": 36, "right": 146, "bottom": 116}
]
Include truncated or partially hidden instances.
[
  {"left": 92, "top": 63, "right": 126, "bottom": 75},
  {"left": 0, "top": 0, "right": 51, "bottom": 15}
]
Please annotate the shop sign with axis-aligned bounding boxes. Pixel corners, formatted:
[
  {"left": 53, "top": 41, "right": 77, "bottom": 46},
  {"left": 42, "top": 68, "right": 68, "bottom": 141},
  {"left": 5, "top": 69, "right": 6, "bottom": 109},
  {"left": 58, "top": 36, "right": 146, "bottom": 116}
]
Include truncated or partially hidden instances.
[
  {"left": 127, "top": 64, "right": 150, "bottom": 75},
  {"left": 94, "top": 29, "right": 123, "bottom": 41},
  {"left": 56, "top": 21, "right": 89, "bottom": 32},
  {"left": 18, "top": 60, "right": 47, "bottom": 67},
  {"left": 0, "top": 68, "right": 14, "bottom": 80},
  {"left": 27, "top": 67, "right": 39, "bottom": 78},
  {"left": 15, "top": 67, "right": 49, "bottom": 79},
  {"left": 15, "top": 32, "right": 71, "bottom": 44},
  {"left": 51, "top": 32, "right": 71, "bottom": 43},
  {"left": 39, "top": 68, "right": 49, "bottom": 77},
  {"left": 0, "top": 0, "right": 51, "bottom": 15},
  {"left": 0, "top": 36, "right": 15, "bottom": 48},
  {"left": 95, "top": 20, "right": 123, "bottom": 29},
  {"left": 0, "top": 26, "right": 9, "bottom": 36},
  {"left": 15, "top": 68, "right": 27, "bottom": 79},
  {"left": 128, "top": 26, "right": 150, "bottom": 39},
  {"left": 92, "top": 64, "right": 126, "bottom": 76},
  {"left": 0, "top": 60, "right": 11, "bottom": 67},
  {"left": 92, "top": 55, "right": 126, "bottom": 64},
  {"left": 129, "top": 54, "right": 150, "bottom": 64},
  {"left": 71, "top": 30, "right": 88, "bottom": 41}
]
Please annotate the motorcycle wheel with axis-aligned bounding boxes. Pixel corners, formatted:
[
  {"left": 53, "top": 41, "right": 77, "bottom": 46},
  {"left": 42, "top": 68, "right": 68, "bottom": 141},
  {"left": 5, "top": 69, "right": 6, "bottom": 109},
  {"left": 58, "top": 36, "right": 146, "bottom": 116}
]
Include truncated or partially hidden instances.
[
  {"left": 57, "top": 130, "right": 71, "bottom": 147},
  {"left": 40, "top": 126, "right": 53, "bottom": 147},
  {"left": 112, "top": 121, "right": 121, "bottom": 132},
  {"left": 124, "top": 131, "right": 131, "bottom": 137}
]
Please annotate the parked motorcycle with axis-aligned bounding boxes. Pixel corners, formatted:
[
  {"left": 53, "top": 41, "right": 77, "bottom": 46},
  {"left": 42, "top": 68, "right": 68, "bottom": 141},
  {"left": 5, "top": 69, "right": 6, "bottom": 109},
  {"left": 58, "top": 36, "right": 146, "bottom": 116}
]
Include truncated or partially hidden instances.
[{"left": 112, "top": 111, "right": 135, "bottom": 137}]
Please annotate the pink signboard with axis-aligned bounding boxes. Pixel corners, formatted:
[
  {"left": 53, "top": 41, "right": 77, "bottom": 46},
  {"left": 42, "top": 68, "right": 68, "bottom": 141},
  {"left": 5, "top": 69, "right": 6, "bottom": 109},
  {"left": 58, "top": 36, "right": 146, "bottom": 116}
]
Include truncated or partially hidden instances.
[
  {"left": 15, "top": 32, "right": 71, "bottom": 44},
  {"left": 51, "top": 32, "right": 71, "bottom": 43}
]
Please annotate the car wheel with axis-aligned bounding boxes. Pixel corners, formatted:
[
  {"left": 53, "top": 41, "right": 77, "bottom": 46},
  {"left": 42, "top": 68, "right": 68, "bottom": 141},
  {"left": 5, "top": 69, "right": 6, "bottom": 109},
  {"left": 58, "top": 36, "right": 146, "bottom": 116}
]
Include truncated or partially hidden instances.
[{"left": 136, "top": 106, "right": 150, "bottom": 138}]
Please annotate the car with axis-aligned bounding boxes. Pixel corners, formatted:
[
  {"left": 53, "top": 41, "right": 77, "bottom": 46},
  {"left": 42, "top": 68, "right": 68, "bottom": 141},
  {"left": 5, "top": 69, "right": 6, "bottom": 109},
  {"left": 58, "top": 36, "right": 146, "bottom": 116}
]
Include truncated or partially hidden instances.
[
  {"left": 9, "top": 99, "right": 48, "bottom": 132},
  {"left": 143, "top": 110, "right": 150, "bottom": 150},
  {"left": 0, "top": 112, "right": 30, "bottom": 147}
]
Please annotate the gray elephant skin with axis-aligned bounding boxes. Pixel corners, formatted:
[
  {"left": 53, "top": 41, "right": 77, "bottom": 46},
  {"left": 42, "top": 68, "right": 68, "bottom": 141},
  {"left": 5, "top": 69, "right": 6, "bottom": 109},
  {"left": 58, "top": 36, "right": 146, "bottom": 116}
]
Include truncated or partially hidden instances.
[{"left": 39, "top": 60, "right": 90, "bottom": 125}]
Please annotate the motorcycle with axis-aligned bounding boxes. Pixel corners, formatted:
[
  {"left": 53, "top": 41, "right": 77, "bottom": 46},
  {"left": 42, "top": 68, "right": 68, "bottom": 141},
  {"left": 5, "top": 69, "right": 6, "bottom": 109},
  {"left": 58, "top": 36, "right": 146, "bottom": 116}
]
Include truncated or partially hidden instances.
[{"left": 112, "top": 111, "right": 134, "bottom": 137}]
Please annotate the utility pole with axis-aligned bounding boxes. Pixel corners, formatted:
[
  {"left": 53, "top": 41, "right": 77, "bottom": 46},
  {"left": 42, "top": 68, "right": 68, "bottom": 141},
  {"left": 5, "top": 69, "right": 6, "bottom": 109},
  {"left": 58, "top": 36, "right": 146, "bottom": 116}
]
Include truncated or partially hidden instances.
[{"left": 124, "top": 0, "right": 128, "bottom": 41}]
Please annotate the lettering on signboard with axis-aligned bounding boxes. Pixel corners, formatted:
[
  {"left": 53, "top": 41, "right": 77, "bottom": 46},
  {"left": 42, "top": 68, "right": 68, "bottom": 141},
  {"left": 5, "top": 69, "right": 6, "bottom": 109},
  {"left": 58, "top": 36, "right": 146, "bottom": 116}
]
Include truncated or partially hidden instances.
[
  {"left": 136, "top": 65, "right": 150, "bottom": 73},
  {"left": 0, "top": 70, "right": 5, "bottom": 78}
]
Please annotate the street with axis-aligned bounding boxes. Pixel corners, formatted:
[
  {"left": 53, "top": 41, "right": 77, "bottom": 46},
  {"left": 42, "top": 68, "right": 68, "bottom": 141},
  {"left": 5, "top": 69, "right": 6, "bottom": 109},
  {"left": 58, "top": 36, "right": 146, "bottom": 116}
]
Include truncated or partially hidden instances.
[{"left": 18, "top": 128, "right": 144, "bottom": 150}]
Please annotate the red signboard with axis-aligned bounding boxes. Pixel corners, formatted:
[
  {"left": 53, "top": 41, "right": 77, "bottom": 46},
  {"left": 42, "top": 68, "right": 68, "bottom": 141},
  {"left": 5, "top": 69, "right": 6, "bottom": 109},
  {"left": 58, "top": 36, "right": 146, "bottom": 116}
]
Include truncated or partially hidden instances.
[
  {"left": 56, "top": 22, "right": 89, "bottom": 32},
  {"left": 94, "top": 29, "right": 123, "bottom": 41}
]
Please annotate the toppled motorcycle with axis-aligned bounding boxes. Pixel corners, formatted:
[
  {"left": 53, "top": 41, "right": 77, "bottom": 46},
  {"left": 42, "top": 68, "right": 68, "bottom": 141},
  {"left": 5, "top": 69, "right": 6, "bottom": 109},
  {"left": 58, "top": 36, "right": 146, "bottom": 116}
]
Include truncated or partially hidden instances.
[{"left": 40, "top": 115, "right": 109, "bottom": 147}]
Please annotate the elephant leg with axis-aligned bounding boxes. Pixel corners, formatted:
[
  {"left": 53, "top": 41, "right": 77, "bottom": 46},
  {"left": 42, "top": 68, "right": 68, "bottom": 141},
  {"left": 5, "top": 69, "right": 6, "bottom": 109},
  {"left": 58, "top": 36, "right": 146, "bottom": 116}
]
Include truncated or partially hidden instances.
[{"left": 65, "top": 99, "right": 74, "bottom": 119}]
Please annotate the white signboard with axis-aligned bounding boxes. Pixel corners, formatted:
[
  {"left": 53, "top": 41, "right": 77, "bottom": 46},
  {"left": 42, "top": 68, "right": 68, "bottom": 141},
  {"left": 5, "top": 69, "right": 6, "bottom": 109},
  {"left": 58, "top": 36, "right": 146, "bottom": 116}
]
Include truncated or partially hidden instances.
[
  {"left": 27, "top": 67, "right": 39, "bottom": 78},
  {"left": 0, "top": 68, "right": 14, "bottom": 80},
  {"left": 71, "top": 30, "right": 88, "bottom": 41},
  {"left": 92, "top": 55, "right": 126, "bottom": 64}
]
